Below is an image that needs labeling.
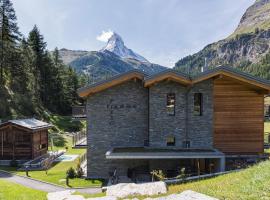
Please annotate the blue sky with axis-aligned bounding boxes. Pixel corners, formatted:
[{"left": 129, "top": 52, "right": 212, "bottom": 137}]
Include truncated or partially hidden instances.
[{"left": 12, "top": 0, "right": 254, "bottom": 67}]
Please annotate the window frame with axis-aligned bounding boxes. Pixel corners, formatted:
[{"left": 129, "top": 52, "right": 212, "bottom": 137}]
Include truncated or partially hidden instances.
[
  {"left": 166, "top": 93, "right": 176, "bottom": 116},
  {"left": 193, "top": 92, "right": 203, "bottom": 116}
]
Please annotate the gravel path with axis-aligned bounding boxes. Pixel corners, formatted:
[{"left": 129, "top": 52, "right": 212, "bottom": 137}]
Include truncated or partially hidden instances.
[{"left": 0, "top": 170, "right": 102, "bottom": 194}]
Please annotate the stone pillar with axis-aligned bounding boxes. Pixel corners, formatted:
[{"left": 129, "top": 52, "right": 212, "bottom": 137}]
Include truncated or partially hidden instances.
[{"left": 219, "top": 156, "right": 225, "bottom": 172}]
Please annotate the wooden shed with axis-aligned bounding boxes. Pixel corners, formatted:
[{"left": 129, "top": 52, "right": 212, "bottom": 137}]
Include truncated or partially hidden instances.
[{"left": 0, "top": 118, "right": 52, "bottom": 160}]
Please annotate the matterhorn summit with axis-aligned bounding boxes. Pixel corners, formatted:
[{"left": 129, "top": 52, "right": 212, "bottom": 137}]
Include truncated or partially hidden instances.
[{"left": 101, "top": 32, "right": 149, "bottom": 62}]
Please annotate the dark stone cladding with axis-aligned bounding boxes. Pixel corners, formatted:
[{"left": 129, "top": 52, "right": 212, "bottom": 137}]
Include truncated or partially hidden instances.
[
  {"left": 86, "top": 78, "right": 213, "bottom": 178},
  {"left": 149, "top": 81, "right": 187, "bottom": 147},
  {"left": 86, "top": 80, "right": 148, "bottom": 178},
  {"left": 187, "top": 79, "right": 213, "bottom": 148},
  {"left": 148, "top": 79, "right": 213, "bottom": 149}
]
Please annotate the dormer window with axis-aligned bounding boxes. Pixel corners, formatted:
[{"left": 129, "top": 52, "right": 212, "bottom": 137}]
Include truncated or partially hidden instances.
[
  {"left": 167, "top": 93, "right": 175, "bottom": 116},
  {"left": 194, "top": 93, "right": 203, "bottom": 116}
]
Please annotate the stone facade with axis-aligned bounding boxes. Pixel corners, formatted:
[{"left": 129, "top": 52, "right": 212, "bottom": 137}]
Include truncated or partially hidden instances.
[
  {"left": 86, "top": 80, "right": 148, "bottom": 178},
  {"left": 149, "top": 81, "right": 187, "bottom": 147},
  {"left": 149, "top": 80, "right": 213, "bottom": 148},
  {"left": 187, "top": 79, "right": 213, "bottom": 148},
  {"left": 86, "top": 79, "right": 214, "bottom": 178}
]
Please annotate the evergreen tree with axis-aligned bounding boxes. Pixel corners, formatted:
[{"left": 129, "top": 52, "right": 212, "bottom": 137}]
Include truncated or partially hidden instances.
[
  {"left": 27, "top": 25, "right": 47, "bottom": 103},
  {"left": 0, "top": 0, "right": 21, "bottom": 83}
]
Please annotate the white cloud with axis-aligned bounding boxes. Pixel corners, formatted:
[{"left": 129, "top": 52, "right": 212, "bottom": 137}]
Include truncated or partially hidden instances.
[{"left": 96, "top": 30, "right": 114, "bottom": 42}]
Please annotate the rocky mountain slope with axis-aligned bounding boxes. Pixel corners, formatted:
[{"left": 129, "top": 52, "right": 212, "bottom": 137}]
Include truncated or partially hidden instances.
[
  {"left": 59, "top": 32, "right": 166, "bottom": 82},
  {"left": 232, "top": 0, "right": 270, "bottom": 36},
  {"left": 100, "top": 32, "right": 148, "bottom": 62},
  {"left": 175, "top": 0, "right": 270, "bottom": 77}
]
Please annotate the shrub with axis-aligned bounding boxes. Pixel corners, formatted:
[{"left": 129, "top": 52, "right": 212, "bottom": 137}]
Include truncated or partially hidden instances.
[
  {"left": 176, "top": 167, "right": 186, "bottom": 179},
  {"left": 66, "top": 167, "right": 76, "bottom": 179},
  {"left": 151, "top": 170, "right": 166, "bottom": 181},
  {"left": 76, "top": 164, "right": 84, "bottom": 178},
  {"left": 10, "top": 160, "right": 18, "bottom": 167}
]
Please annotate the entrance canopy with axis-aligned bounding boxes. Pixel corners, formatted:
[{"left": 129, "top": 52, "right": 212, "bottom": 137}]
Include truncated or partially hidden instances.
[{"left": 106, "top": 147, "right": 224, "bottom": 159}]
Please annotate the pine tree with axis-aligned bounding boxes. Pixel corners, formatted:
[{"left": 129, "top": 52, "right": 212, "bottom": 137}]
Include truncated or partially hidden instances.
[
  {"left": 27, "top": 25, "right": 47, "bottom": 103},
  {"left": 0, "top": 0, "right": 21, "bottom": 83}
]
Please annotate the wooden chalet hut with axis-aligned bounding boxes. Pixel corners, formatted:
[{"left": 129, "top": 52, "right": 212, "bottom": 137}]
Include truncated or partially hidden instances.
[{"left": 0, "top": 118, "right": 52, "bottom": 160}]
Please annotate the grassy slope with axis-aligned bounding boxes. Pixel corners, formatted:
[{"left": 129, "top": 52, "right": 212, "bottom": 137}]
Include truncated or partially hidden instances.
[
  {"left": 0, "top": 179, "right": 47, "bottom": 200},
  {"left": 47, "top": 114, "right": 86, "bottom": 133},
  {"left": 168, "top": 160, "right": 270, "bottom": 200}
]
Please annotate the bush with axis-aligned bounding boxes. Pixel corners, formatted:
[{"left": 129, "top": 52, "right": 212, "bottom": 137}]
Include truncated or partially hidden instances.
[
  {"left": 9, "top": 160, "right": 18, "bottom": 167},
  {"left": 76, "top": 164, "right": 84, "bottom": 178},
  {"left": 66, "top": 167, "right": 76, "bottom": 179},
  {"left": 151, "top": 170, "right": 166, "bottom": 181}
]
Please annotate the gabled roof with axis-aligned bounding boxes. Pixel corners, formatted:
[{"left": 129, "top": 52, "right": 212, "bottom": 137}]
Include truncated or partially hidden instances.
[
  {"left": 192, "top": 66, "right": 270, "bottom": 91},
  {"left": 144, "top": 69, "right": 191, "bottom": 87},
  {"left": 78, "top": 69, "right": 147, "bottom": 98},
  {"left": 77, "top": 66, "right": 270, "bottom": 98},
  {"left": 0, "top": 118, "right": 53, "bottom": 131}
]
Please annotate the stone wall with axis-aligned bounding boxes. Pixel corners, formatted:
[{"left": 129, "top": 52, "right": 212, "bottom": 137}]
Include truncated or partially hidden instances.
[
  {"left": 86, "top": 79, "right": 214, "bottom": 178},
  {"left": 86, "top": 80, "right": 148, "bottom": 178},
  {"left": 187, "top": 79, "right": 214, "bottom": 148},
  {"left": 148, "top": 79, "right": 213, "bottom": 149},
  {"left": 149, "top": 81, "right": 187, "bottom": 147}
]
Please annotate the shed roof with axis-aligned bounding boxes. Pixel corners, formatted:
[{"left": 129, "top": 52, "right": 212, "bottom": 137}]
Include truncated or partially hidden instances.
[{"left": 0, "top": 118, "right": 53, "bottom": 131}]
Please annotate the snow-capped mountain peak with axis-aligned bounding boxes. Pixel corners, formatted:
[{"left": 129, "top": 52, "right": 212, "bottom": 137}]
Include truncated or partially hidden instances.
[{"left": 101, "top": 32, "right": 149, "bottom": 62}]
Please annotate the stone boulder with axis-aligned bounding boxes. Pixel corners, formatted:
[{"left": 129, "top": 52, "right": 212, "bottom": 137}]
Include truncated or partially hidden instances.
[{"left": 106, "top": 181, "right": 167, "bottom": 198}]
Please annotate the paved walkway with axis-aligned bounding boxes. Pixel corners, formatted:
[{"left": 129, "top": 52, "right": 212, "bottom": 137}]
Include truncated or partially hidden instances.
[{"left": 0, "top": 170, "right": 102, "bottom": 194}]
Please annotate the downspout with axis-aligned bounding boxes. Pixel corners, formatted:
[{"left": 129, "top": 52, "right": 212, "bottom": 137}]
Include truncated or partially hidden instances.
[
  {"left": 147, "top": 87, "right": 150, "bottom": 146},
  {"left": 184, "top": 86, "right": 192, "bottom": 145},
  {"left": 184, "top": 66, "right": 192, "bottom": 147}
]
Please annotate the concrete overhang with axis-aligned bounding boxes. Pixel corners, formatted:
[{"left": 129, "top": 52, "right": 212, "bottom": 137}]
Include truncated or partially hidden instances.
[{"left": 106, "top": 147, "right": 225, "bottom": 159}]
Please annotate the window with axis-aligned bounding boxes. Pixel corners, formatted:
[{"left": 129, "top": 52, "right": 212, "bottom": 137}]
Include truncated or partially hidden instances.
[
  {"left": 194, "top": 93, "right": 203, "bottom": 116},
  {"left": 166, "top": 135, "right": 175, "bottom": 146},
  {"left": 183, "top": 140, "right": 191, "bottom": 148},
  {"left": 167, "top": 93, "right": 175, "bottom": 116},
  {"left": 40, "top": 144, "right": 47, "bottom": 149}
]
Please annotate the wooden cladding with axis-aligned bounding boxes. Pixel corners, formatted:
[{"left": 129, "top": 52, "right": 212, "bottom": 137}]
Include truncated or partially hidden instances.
[
  {"left": 213, "top": 77, "right": 264, "bottom": 154},
  {"left": 0, "top": 125, "right": 48, "bottom": 160}
]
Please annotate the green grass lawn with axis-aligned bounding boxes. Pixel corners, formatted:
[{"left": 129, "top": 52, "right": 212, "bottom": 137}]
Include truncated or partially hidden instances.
[
  {"left": 0, "top": 134, "right": 102, "bottom": 188},
  {"left": 167, "top": 160, "right": 270, "bottom": 200},
  {"left": 0, "top": 179, "right": 47, "bottom": 200},
  {"left": 14, "top": 135, "right": 102, "bottom": 188}
]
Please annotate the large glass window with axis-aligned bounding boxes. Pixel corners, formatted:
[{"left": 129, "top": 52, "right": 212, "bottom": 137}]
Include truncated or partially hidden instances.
[
  {"left": 194, "top": 93, "right": 203, "bottom": 116},
  {"left": 167, "top": 93, "right": 175, "bottom": 116}
]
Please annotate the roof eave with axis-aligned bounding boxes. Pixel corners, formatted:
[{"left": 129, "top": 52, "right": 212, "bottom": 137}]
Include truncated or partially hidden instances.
[
  {"left": 192, "top": 67, "right": 270, "bottom": 91},
  {"left": 77, "top": 70, "right": 147, "bottom": 98}
]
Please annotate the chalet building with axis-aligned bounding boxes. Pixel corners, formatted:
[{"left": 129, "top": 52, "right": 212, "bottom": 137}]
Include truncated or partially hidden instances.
[
  {"left": 78, "top": 66, "right": 270, "bottom": 180},
  {"left": 0, "top": 118, "right": 52, "bottom": 160}
]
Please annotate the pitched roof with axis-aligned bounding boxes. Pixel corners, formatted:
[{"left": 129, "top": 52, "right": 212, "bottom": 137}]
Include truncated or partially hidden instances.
[
  {"left": 144, "top": 69, "right": 191, "bottom": 87},
  {"left": 192, "top": 66, "right": 270, "bottom": 90},
  {"left": 78, "top": 69, "right": 147, "bottom": 98},
  {"left": 0, "top": 118, "right": 53, "bottom": 130},
  {"left": 78, "top": 66, "right": 270, "bottom": 98}
]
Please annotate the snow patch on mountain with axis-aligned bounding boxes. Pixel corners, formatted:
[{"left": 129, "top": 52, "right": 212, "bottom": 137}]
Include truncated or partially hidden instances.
[{"left": 100, "top": 32, "right": 149, "bottom": 63}]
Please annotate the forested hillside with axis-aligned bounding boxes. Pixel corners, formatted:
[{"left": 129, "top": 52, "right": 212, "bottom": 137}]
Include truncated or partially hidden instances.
[{"left": 0, "top": 0, "right": 85, "bottom": 120}]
